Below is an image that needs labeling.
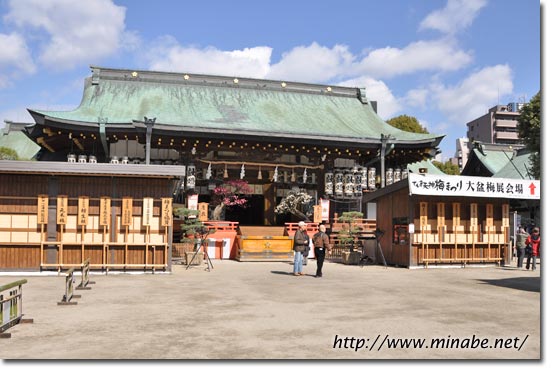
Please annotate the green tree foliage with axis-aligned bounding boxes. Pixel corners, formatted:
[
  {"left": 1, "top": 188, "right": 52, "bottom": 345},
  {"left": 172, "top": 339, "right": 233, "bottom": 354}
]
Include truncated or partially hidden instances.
[
  {"left": 386, "top": 115, "right": 429, "bottom": 134},
  {"left": 517, "top": 91, "right": 541, "bottom": 179},
  {"left": 0, "top": 146, "right": 19, "bottom": 160},
  {"left": 337, "top": 211, "right": 364, "bottom": 248},
  {"left": 432, "top": 160, "right": 461, "bottom": 175},
  {"left": 173, "top": 208, "right": 215, "bottom": 247}
]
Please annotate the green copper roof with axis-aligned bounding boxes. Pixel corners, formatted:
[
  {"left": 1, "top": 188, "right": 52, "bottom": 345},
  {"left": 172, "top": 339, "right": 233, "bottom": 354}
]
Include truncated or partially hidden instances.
[
  {"left": 30, "top": 66, "right": 442, "bottom": 145},
  {"left": 407, "top": 160, "right": 445, "bottom": 175},
  {"left": 472, "top": 148, "right": 514, "bottom": 175},
  {"left": 0, "top": 131, "right": 40, "bottom": 160},
  {"left": 493, "top": 150, "right": 534, "bottom": 179}
]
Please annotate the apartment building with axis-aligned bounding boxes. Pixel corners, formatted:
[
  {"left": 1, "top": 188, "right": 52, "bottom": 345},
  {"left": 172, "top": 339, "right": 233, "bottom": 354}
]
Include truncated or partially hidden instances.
[{"left": 466, "top": 102, "right": 526, "bottom": 146}]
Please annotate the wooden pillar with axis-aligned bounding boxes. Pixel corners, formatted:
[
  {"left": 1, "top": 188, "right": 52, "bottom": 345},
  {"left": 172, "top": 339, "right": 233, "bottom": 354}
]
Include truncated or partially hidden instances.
[
  {"left": 452, "top": 202, "right": 460, "bottom": 260},
  {"left": 502, "top": 203, "right": 510, "bottom": 263},
  {"left": 437, "top": 202, "right": 445, "bottom": 260},
  {"left": 263, "top": 183, "right": 275, "bottom": 226},
  {"left": 46, "top": 177, "right": 59, "bottom": 265},
  {"left": 470, "top": 203, "right": 478, "bottom": 260},
  {"left": 420, "top": 201, "right": 428, "bottom": 265},
  {"left": 486, "top": 204, "right": 494, "bottom": 255}
]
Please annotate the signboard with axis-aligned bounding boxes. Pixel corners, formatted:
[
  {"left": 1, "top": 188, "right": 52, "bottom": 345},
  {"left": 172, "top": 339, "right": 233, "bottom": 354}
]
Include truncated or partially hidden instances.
[
  {"left": 37, "top": 195, "right": 49, "bottom": 225},
  {"left": 470, "top": 203, "right": 478, "bottom": 228},
  {"left": 486, "top": 204, "right": 494, "bottom": 228},
  {"left": 100, "top": 197, "right": 111, "bottom": 226},
  {"left": 313, "top": 205, "right": 322, "bottom": 224},
  {"left": 77, "top": 196, "right": 89, "bottom": 226},
  {"left": 502, "top": 204, "right": 510, "bottom": 226},
  {"left": 56, "top": 196, "right": 68, "bottom": 225},
  {"left": 161, "top": 197, "right": 173, "bottom": 227},
  {"left": 142, "top": 197, "right": 153, "bottom": 226},
  {"left": 419, "top": 202, "right": 428, "bottom": 227},
  {"left": 452, "top": 203, "right": 461, "bottom": 227},
  {"left": 198, "top": 202, "right": 209, "bottom": 221},
  {"left": 408, "top": 173, "right": 540, "bottom": 200},
  {"left": 121, "top": 197, "right": 133, "bottom": 226},
  {"left": 187, "top": 194, "right": 199, "bottom": 211},
  {"left": 320, "top": 198, "right": 330, "bottom": 221},
  {"left": 437, "top": 203, "right": 445, "bottom": 227}
]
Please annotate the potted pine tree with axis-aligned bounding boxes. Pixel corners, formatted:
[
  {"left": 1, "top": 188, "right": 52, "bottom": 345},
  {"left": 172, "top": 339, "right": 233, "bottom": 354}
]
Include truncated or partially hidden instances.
[
  {"left": 174, "top": 208, "right": 215, "bottom": 265},
  {"left": 338, "top": 211, "right": 364, "bottom": 264}
]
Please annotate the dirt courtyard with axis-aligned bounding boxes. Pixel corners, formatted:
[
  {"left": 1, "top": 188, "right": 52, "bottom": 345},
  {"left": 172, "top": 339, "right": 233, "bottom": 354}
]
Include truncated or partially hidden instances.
[{"left": 0, "top": 259, "right": 541, "bottom": 360}]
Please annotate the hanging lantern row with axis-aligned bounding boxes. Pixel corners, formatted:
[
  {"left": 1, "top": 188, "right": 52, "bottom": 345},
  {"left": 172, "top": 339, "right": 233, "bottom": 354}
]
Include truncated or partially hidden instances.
[
  {"left": 325, "top": 167, "right": 371, "bottom": 199},
  {"left": 323, "top": 165, "right": 407, "bottom": 197},
  {"left": 385, "top": 167, "right": 408, "bottom": 186},
  {"left": 187, "top": 163, "right": 408, "bottom": 194}
]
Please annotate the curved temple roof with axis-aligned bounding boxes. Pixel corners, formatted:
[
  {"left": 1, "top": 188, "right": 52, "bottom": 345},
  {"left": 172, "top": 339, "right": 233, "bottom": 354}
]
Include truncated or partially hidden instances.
[{"left": 29, "top": 66, "right": 443, "bottom": 147}]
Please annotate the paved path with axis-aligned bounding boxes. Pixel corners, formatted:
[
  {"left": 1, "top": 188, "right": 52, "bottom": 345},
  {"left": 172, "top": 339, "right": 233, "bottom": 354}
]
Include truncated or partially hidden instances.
[{"left": 0, "top": 260, "right": 540, "bottom": 359}]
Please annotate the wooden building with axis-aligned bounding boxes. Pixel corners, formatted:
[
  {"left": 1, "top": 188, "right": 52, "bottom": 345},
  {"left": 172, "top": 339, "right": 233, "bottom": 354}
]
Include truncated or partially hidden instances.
[
  {"left": 0, "top": 161, "right": 183, "bottom": 271},
  {"left": 21, "top": 66, "right": 444, "bottom": 226},
  {"left": 362, "top": 172, "right": 541, "bottom": 267}
]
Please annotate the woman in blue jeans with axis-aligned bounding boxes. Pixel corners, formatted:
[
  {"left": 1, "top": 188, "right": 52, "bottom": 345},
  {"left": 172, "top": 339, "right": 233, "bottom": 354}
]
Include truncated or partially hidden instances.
[{"left": 293, "top": 221, "right": 309, "bottom": 276}]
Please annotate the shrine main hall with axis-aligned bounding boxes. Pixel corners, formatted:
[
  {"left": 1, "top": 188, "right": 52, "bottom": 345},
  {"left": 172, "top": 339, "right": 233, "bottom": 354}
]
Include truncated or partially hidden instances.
[{"left": 20, "top": 65, "right": 443, "bottom": 226}]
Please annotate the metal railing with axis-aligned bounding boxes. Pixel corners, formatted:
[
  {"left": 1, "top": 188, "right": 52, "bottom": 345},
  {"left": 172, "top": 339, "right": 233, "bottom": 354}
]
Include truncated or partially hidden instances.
[
  {"left": 77, "top": 258, "right": 95, "bottom": 290},
  {"left": 57, "top": 268, "right": 80, "bottom": 305},
  {"left": 1, "top": 279, "right": 29, "bottom": 337}
]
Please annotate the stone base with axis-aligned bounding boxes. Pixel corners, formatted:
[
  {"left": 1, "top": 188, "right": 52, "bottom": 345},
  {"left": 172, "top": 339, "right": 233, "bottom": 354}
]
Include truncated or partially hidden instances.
[
  {"left": 342, "top": 251, "right": 361, "bottom": 265},
  {"left": 185, "top": 251, "right": 203, "bottom": 266}
]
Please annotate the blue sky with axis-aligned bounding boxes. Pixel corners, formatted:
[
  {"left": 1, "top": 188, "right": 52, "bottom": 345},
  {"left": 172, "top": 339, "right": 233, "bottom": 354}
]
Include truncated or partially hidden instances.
[{"left": 0, "top": 0, "right": 542, "bottom": 160}]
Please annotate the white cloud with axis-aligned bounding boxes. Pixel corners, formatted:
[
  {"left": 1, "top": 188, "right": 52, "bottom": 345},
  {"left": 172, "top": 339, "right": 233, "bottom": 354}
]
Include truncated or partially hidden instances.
[
  {"left": 338, "top": 77, "right": 401, "bottom": 119},
  {"left": 145, "top": 37, "right": 473, "bottom": 84},
  {"left": 0, "top": 32, "right": 36, "bottom": 88},
  {"left": 417, "top": 118, "right": 434, "bottom": 132},
  {"left": 404, "top": 88, "right": 429, "bottom": 108},
  {"left": 419, "top": 0, "right": 487, "bottom": 35},
  {"left": 357, "top": 39, "right": 472, "bottom": 78},
  {"left": 5, "top": 0, "right": 128, "bottom": 70},
  {"left": 432, "top": 64, "right": 513, "bottom": 123},
  {"left": 148, "top": 37, "right": 272, "bottom": 78},
  {"left": 267, "top": 42, "right": 354, "bottom": 83}
]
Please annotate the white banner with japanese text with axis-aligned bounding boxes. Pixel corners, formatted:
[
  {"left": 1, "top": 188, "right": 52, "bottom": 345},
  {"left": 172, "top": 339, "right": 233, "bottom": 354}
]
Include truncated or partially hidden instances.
[
  {"left": 408, "top": 173, "right": 540, "bottom": 200},
  {"left": 320, "top": 198, "right": 330, "bottom": 221}
]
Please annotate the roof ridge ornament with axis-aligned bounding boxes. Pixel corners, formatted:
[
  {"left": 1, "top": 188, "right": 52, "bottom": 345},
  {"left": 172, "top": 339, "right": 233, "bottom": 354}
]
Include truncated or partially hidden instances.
[{"left": 358, "top": 88, "right": 368, "bottom": 104}]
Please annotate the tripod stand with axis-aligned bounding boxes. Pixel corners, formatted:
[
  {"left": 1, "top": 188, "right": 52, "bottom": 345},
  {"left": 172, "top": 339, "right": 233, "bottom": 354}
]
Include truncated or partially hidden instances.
[{"left": 186, "top": 240, "right": 214, "bottom": 271}]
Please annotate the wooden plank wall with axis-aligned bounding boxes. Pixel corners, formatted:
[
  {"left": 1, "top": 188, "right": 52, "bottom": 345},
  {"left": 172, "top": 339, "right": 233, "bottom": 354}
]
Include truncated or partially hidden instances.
[
  {"left": 368, "top": 189, "right": 510, "bottom": 267},
  {"left": 375, "top": 187, "right": 410, "bottom": 267},
  {"left": 0, "top": 173, "right": 174, "bottom": 271},
  {"left": 410, "top": 196, "right": 509, "bottom": 266}
]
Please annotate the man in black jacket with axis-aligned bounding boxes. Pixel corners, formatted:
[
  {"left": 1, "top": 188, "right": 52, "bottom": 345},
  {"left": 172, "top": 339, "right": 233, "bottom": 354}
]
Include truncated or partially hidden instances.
[{"left": 312, "top": 224, "right": 331, "bottom": 277}]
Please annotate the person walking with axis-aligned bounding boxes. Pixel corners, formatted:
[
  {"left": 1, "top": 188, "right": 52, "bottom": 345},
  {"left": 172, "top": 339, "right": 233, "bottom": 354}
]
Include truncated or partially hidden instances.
[
  {"left": 293, "top": 221, "right": 309, "bottom": 276},
  {"left": 312, "top": 224, "right": 331, "bottom": 278},
  {"left": 525, "top": 227, "right": 541, "bottom": 271},
  {"left": 516, "top": 226, "right": 529, "bottom": 268}
]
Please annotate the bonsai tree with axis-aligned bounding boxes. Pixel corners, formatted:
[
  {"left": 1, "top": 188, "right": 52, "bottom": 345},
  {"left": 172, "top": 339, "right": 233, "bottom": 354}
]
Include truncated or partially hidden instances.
[
  {"left": 274, "top": 189, "right": 313, "bottom": 221},
  {"left": 337, "top": 211, "right": 364, "bottom": 251},
  {"left": 210, "top": 179, "right": 253, "bottom": 220},
  {"left": 174, "top": 208, "right": 215, "bottom": 251}
]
